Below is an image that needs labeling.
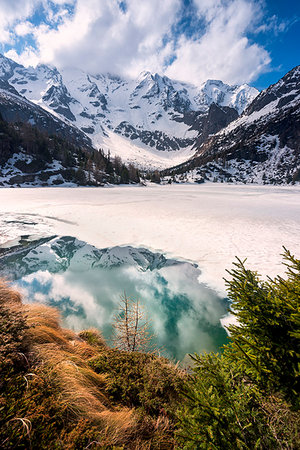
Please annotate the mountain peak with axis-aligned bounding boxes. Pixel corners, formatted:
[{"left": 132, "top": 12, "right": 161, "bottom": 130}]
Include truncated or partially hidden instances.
[
  {"left": 0, "top": 53, "right": 22, "bottom": 79},
  {"left": 0, "top": 53, "right": 259, "bottom": 169},
  {"left": 203, "top": 79, "right": 226, "bottom": 87}
]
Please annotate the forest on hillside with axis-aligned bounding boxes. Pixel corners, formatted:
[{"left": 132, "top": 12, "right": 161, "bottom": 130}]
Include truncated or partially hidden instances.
[{"left": 0, "top": 113, "right": 141, "bottom": 186}]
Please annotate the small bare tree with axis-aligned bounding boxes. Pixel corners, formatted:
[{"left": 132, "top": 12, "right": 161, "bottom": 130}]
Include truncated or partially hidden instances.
[{"left": 112, "top": 293, "right": 156, "bottom": 353}]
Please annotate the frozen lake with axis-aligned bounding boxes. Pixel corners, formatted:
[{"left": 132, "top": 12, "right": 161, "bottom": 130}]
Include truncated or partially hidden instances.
[
  {"left": 0, "top": 183, "right": 299, "bottom": 359},
  {"left": 0, "top": 183, "right": 299, "bottom": 294}
]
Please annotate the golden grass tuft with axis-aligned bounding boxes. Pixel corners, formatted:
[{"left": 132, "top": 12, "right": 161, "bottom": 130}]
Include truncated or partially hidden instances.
[
  {"left": 1, "top": 280, "right": 176, "bottom": 447},
  {"left": 24, "top": 304, "right": 70, "bottom": 347},
  {"left": 0, "top": 279, "right": 22, "bottom": 306},
  {"left": 78, "top": 328, "right": 108, "bottom": 349},
  {"left": 25, "top": 303, "right": 62, "bottom": 330},
  {"left": 71, "top": 340, "right": 100, "bottom": 359},
  {"left": 22, "top": 300, "right": 138, "bottom": 441},
  {"left": 36, "top": 344, "right": 109, "bottom": 408},
  {"left": 97, "top": 409, "right": 137, "bottom": 444}
]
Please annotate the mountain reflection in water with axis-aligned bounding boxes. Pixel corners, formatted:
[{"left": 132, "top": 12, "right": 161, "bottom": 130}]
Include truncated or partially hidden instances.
[{"left": 0, "top": 236, "right": 229, "bottom": 361}]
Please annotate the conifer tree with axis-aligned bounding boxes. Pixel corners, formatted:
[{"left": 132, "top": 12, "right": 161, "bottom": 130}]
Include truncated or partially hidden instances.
[
  {"left": 177, "top": 249, "right": 300, "bottom": 449},
  {"left": 112, "top": 293, "right": 156, "bottom": 353},
  {"left": 225, "top": 248, "right": 300, "bottom": 404}
]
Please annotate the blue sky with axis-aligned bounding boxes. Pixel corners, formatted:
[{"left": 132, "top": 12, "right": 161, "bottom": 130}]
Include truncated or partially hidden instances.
[
  {"left": 0, "top": 0, "right": 299, "bottom": 89},
  {"left": 250, "top": 0, "right": 300, "bottom": 89}
]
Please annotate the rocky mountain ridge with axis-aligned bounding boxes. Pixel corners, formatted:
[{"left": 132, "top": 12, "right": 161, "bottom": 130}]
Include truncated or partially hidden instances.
[
  {"left": 0, "top": 54, "right": 258, "bottom": 169},
  {"left": 0, "top": 53, "right": 299, "bottom": 184},
  {"left": 166, "top": 66, "right": 300, "bottom": 184}
]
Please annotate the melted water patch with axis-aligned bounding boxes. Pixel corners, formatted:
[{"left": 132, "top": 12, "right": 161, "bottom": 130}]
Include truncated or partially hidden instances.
[{"left": 0, "top": 236, "right": 229, "bottom": 360}]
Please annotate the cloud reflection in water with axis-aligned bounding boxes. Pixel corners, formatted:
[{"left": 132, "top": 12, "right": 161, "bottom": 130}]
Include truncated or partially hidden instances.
[{"left": 6, "top": 236, "right": 229, "bottom": 360}]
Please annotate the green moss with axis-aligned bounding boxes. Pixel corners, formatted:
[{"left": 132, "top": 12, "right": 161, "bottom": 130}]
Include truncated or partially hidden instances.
[
  {"left": 90, "top": 349, "right": 185, "bottom": 417},
  {"left": 78, "top": 329, "right": 107, "bottom": 349}
]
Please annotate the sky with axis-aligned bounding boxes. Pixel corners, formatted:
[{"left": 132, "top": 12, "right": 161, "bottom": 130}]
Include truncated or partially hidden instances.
[{"left": 0, "top": 0, "right": 298, "bottom": 89}]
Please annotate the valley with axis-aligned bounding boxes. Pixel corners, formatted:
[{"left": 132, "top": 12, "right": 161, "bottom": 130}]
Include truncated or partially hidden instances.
[{"left": 0, "top": 53, "right": 258, "bottom": 169}]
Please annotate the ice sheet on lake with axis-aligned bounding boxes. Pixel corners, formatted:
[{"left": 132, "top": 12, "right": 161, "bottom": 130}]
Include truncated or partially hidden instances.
[
  {"left": 0, "top": 184, "right": 299, "bottom": 294},
  {"left": 0, "top": 212, "right": 52, "bottom": 246}
]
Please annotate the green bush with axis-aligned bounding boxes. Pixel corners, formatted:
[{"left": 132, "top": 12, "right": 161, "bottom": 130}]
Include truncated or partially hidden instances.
[
  {"left": 177, "top": 249, "right": 300, "bottom": 449},
  {"left": 225, "top": 248, "right": 300, "bottom": 405},
  {"left": 90, "top": 349, "right": 185, "bottom": 417},
  {"left": 177, "top": 353, "right": 299, "bottom": 449}
]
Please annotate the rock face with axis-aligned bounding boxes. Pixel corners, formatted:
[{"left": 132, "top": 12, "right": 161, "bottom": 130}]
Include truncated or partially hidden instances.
[
  {"left": 168, "top": 66, "right": 300, "bottom": 184},
  {"left": 188, "top": 104, "right": 239, "bottom": 147},
  {"left": 0, "top": 54, "right": 257, "bottom": 169}
]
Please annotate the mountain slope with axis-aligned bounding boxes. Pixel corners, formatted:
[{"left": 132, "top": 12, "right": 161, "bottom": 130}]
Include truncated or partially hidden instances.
[
  {"left": 0, "top": 111, "right": 139, "bottom": 187},
  {"left": 0, "top": 54, "right": 258, "bottom": 169},
  {"left": 0, "top": 82, "right": 92, "bottom": 148},
  {"left": 167, "top": 66, "right": 300, "bottom": 184}
]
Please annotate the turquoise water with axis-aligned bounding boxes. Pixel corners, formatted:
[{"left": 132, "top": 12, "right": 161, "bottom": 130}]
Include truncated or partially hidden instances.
[{"left": 1, "top": 236, "right": 229, "bottom": 361}]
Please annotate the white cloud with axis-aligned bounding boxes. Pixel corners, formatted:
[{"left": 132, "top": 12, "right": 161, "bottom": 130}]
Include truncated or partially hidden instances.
[
  {"left": 0, "top": 0, "right": 39, "bottom": 43},
  {"left": 0, "top": 0, "right": 71, "bottom": 44},
  {"left": 15, "top": 21, "right": 35, "bottom": 37},
  {"left": 0, "top": 0, "right": 275, "bottom": 84},
  {"left": 32, "top": 0, "right": 180, "bottom": 77},
  {"left": 5, "top": 47, "right": 40, "bottom": 67},
  {"left": 165, "top": 0, "right": 271, "bottom": 84}
]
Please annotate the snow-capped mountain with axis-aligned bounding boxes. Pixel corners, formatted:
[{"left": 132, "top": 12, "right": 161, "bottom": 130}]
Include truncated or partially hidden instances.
[
  {"left": 168, "top": 66, "right": 300, "bottom": 184},
  {"left": 0, "top": 54, "right": 258, "bottom": 169}
]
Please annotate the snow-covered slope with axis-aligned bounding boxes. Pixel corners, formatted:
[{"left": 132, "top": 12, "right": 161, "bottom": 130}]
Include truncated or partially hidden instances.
[
  {"left": 0, "top": 54, "right": 258, "bottom": 169},
  {"left": 0, "top": 106, "right": 113, "bottom": 187},
  {"left": 168, "top": 66, "right": 300, "bottom": 184}
]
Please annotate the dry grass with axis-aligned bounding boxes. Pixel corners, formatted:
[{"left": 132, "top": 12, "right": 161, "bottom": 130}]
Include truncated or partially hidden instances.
[
  {"left": 25, "top": 304, "right": 70, "bottom": 347},
  {"left": 1, "top": 280, "right": 177, "bottom": 448},
  {"left": 71, "top": 339, "right": 101, "bottom": 359},
  {"left": 0, "top": 279, "right": 22, "bottom": 306},
  {"left": 78, "top": 328, "right": 108, "bottom": 349},
  {"left": 0, "top": 279, "right": 29, "bottom": 364},
  {"left": 23, "top": 301, "right": 138, "bottom": 442}
]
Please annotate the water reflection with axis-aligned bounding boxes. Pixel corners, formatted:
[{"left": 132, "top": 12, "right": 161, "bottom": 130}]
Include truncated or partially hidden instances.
[{"left": 0, "top": 236, "right": 229, "bottom": 360}]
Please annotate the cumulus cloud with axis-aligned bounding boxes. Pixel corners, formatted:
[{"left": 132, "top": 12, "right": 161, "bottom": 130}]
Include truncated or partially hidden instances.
[
  {"left": 0, "top": 0, "right": 285, "bottom": 85},
  {"left": 33, "top": 0, "right": 180, "bottom": 76},
  {"left": 165, "top": 0, "right": 271, "bottom": 84},
  {"left": 0, "top": 0, "right": 39, "bottom": 43}
]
